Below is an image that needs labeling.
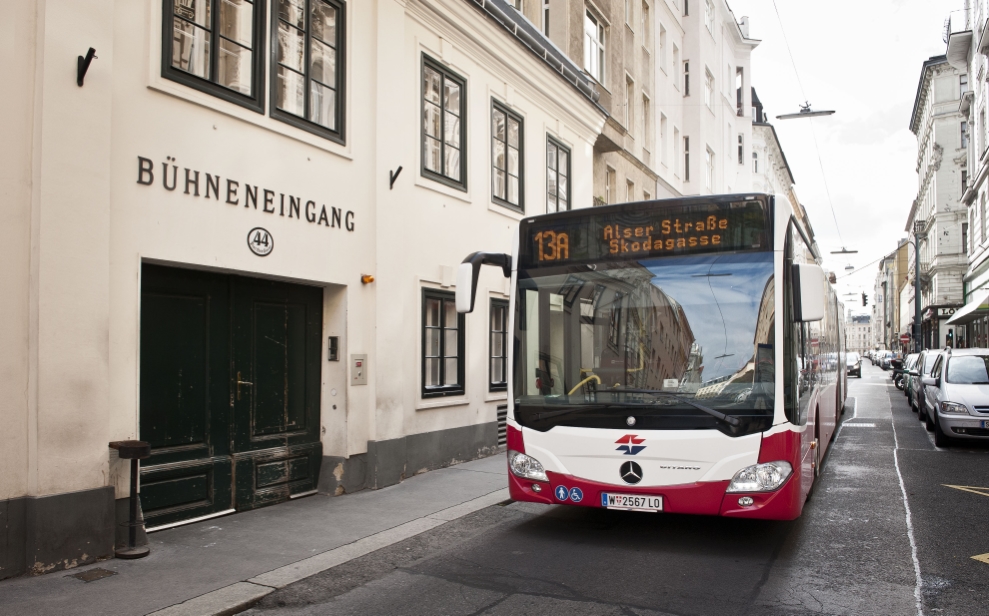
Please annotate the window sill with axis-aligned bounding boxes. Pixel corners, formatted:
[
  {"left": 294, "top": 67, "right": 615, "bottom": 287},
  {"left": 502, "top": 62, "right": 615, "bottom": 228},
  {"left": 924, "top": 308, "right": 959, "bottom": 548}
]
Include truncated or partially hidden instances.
[
  {"left": 489, "top": 200, "right": 527, "bottom": 220},
  {"left": 414, "top": 174, "right": 473, "bottom": 204},
  {"left": 416, "top": 397, "right": 470, "bottom": 411}
]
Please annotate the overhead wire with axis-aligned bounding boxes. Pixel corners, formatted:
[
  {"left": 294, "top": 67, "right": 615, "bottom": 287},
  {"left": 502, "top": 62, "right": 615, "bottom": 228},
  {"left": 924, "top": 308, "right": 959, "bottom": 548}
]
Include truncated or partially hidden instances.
[{"left": 771, "top": 0, "right": 847, "bottom": 249}]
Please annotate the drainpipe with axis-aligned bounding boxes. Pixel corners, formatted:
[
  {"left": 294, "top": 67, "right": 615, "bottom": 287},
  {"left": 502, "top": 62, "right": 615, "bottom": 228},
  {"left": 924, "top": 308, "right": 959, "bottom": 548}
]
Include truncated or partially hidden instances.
[{"left": 914, "top": 221, "right": 923, "bottom": 352}]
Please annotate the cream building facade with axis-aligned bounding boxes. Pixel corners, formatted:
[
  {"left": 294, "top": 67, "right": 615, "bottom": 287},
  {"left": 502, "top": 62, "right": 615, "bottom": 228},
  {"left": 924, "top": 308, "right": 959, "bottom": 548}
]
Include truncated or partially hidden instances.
[
  {"left": 904, "top": 55, "right": 966, "bottom": 350},
  {"left": 0, "top": 0, "right": 606, "bottom": 579}
]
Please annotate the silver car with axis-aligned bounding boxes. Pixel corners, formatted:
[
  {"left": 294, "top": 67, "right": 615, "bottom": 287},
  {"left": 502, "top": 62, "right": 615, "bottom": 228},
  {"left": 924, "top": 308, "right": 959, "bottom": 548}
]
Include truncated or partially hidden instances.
[
  {"left": 908, "top": 350, "right": 943, "bottom": 418},
  {"left": 922, "top": 348, "right": 989, "bottom": 447}
]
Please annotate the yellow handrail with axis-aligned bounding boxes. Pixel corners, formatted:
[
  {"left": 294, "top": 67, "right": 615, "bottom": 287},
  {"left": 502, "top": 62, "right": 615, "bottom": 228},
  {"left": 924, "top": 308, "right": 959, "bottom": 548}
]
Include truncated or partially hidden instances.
[{"left": 568, "top": 373, "right": 601, "bottom": 395}]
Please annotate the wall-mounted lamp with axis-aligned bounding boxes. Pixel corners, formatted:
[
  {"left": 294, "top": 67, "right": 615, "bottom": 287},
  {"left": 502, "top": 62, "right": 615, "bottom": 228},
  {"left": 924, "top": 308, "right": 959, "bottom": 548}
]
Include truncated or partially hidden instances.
[
  {"left": 78, "top": 48, "right": 97, "bottom": 87},
  {"left": 361, "top": 275, "right": 375, "bottom": 284}
]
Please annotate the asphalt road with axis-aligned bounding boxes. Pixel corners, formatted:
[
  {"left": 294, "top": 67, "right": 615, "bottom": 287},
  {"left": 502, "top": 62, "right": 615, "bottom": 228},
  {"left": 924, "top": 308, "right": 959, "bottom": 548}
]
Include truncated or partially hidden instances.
[{"left": 245, "top": 363, "right": 989, "bottom": 616}]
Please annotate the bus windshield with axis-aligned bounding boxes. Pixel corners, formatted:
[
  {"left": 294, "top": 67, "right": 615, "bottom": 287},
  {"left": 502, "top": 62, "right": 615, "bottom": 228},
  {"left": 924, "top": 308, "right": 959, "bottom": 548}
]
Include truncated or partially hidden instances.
[{"left": 515, "top": 251, "right": 775, "bottom": 435}]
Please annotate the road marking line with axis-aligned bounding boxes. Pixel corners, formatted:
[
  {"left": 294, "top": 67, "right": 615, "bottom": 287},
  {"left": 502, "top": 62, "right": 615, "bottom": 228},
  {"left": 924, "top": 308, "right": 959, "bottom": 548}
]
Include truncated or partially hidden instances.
[
  {"left": 890, "top": 396, "right": 925, "bottom": 616},
  {"left": 972, "top": 553, "right": 989, "bottom": 565},
  {"left": 943, "top": 485, "right": 989, "bottom": 498},
  {"left": 843, "top": 423, "right": 876, "bottom": 427}
]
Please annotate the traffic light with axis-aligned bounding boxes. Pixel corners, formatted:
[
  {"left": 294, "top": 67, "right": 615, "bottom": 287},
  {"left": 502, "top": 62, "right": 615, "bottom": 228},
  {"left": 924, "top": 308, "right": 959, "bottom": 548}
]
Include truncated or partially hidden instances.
[
  {"left": 947, "top": 330, "right": 954, "bottom": 347},
  {"left": 862, "top": 292, "right": 868, "bottom": 307}
]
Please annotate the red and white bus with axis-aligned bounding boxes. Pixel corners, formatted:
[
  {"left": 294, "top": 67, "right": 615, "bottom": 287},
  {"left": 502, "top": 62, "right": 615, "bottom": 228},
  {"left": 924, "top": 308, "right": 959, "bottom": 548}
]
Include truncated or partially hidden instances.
[{"left": 457, "top": 194, "right": 845, "bottom": 520}]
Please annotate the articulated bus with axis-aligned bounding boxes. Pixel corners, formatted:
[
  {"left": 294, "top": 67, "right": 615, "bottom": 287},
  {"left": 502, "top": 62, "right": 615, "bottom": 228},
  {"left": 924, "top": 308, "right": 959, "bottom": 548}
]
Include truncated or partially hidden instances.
[{"left": 457, "top": 194, "right": 845, "bottom": 520}]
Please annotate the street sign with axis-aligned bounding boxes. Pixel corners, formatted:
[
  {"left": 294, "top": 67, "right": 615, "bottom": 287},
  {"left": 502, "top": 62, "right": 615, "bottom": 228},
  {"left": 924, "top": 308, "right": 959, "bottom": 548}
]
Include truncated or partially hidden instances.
[{"left": 900, "top": 334, "right": 911, "bottom": 344}]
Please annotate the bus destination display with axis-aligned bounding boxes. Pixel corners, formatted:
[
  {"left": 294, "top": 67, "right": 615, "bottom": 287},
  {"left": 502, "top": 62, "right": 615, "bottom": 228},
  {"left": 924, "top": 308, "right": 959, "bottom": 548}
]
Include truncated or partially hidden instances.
[{"left": 523, "top": 199, "right": 769, "bottom": 266}]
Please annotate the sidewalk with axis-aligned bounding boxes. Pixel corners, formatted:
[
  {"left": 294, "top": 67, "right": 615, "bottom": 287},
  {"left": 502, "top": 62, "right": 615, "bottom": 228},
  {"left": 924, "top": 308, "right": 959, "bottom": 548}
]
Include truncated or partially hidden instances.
[{"left": 0, "top": 454, "right": 508, "bottom": 616}]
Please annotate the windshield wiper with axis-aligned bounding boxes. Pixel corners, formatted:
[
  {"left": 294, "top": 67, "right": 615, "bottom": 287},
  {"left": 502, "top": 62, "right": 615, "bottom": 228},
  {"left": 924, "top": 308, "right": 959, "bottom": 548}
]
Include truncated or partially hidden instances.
[
  {"left": 609, "top": 388, "right": 741, "bottom": 426},
  {"left": 532, "top": 402, "right": 657, "bottom": 421}
]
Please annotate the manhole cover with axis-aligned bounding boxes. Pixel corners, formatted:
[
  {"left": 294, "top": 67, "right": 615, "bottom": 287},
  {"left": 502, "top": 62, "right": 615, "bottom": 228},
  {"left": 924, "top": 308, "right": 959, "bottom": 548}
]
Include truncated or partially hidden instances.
[{"left": 68, "top": 568, "right": 117, "bottom": 583}]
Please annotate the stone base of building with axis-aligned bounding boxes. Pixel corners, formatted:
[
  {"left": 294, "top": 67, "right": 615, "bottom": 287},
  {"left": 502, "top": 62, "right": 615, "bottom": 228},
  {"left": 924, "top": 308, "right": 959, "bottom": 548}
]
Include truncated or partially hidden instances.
[
  {"left": 0, "top": 486, "right": 115, "bottom": 580},
  {"left": 317, "top": 421, "right": 500, "bottom": 495}
]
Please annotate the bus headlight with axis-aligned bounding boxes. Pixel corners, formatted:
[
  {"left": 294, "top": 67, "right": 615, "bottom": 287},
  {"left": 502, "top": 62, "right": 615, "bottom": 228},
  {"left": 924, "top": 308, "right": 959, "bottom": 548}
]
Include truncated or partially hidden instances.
[
  {"left": 508, "top": 450, "right": 548, "bottom": 482},
  {"left": 726, "top": 461, "right": 793, "bottom": 493}
]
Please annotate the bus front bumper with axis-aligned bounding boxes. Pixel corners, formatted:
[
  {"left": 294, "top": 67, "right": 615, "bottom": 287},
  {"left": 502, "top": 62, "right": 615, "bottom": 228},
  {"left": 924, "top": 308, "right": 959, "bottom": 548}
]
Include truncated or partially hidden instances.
[{"left": 507, "top": 469, "right": 802, "bottom": 520}]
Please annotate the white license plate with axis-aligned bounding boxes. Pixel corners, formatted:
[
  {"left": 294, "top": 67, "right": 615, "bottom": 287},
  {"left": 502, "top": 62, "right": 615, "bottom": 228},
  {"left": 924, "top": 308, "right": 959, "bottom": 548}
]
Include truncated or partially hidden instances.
[
  {"left": 601, "top": 493, "right": 663, "bottom": 511},
  {"left": 982, "top": 420, "right": 989, "bottom": 429}
]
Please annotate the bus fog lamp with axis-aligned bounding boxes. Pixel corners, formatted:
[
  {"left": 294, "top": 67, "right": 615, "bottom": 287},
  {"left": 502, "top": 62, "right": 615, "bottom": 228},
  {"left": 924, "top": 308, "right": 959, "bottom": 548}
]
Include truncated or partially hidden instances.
[
  {"left": 737, "top": 496, "right": 754, "bottom": 506},
  {"left": 508, "top": 450, "right": 548, "bottom": 482},
  {"left": 531, "top": 483, "right": 542, "bottom": 492},
  {"left": 726, "top": 461, "right": 792, "bottom": 493}
]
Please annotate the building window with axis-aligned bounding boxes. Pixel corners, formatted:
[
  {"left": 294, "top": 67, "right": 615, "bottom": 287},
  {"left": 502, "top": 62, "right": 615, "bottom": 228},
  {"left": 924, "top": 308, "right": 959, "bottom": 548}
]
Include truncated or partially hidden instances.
[
  {"left": 492, "top": 102, "right": 524, "bottom": 210},
  {"left": 705, "top": 0, "right": 714, "bottom": 34},
  {"left": 660, "top": 113, "right": 667, "bottom": 166},
  {"left": 644, "top": 190, "right": 651, "bottom": 200},
  {"left": 684, "top": 136, "right": 690, "bottom": 181},
  {"left": 490, "top": 300, "right": 509, "bottom": 391},
  {"left": 543, "top": 0, "right": 550, "bottom": 36},
  {"left": 163, "top": 0, "right": 267, "bottom": 111},
  {"left": 625, "top": 76, "right": 635, "bottom": 132},
  {"left": 422, "top": 290, "right": 465, "bottom": 397},
  {"left": 982, "top": 192, "right": 987, "bottom": 243},
  {"left": 642, "top": 3, "right": 651, "bottom": 46},
  {"left": 962, "top": 121, "right": 970, "bottom": 149},
  {"left": 673, "top": 127, "right": 681, "bottom": 176},
  {"left": 585, "top": 11, "right": 605, "bottom": 82},
  {"left": 625, "top": 0, "right": 633, "bottom": 26},
  {"left": 683, "top": 0, "right": 688, "bottom": 16},
  {"left": 736, "top": 67, "right": 744, "bottom": 116},
  {"left": 961, "top": 73, "right": 969, "bottom": 96},
  {"left": 704, "top": 68, "right": 714, "bottom": 109},
  {"left": 673, "top": 45, "right": 680, "bottom": 89},
  {"left": 626, "top": 179, "right": 635, "bottom": 202},
  {"left": 422, "top": 56, "right": 467, "bottom": 190},
  {"left": 705, "top": 147, "right": 714, "bottom": 191},
  {"left": 644, "top": 96, "right": 652, "bottom": 153},
  {"left": 963, "top": 169, "right": 968, "bottom": 188},
  {"left": 271, "top": 0, "right": 346, "bottom": 141},
  {"left": 510, "top": 0, "right": 522, "bottom": 10},
  {"left": 606, "top": 166, "right": 617, "bottom": 204},
  {"left": 963, "top": 222, "right": 969, "bottom": 255},
  {"left": 737, "top": 134, "right": 744, "bottom": 165},
  {"left": 683, "top": 61, "right": 690, "bottom": 96},
  {"left": 547, "top": 137, "right": 570, "bottom": 212},
  {"left": 752, "top": 151, "right": 758, "bottom": 173},
  {"left": 971, "top": 208, "right": 976, "bottom": 250},
  {"left": 659, "top": 24, "right": 666, "bottom": 68}
]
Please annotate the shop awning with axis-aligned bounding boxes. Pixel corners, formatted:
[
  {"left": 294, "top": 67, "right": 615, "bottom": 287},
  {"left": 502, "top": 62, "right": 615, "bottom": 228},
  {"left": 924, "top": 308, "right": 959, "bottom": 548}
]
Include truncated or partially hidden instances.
[{"left": 946, "top": 290, "right": 989, "bottom": 325}]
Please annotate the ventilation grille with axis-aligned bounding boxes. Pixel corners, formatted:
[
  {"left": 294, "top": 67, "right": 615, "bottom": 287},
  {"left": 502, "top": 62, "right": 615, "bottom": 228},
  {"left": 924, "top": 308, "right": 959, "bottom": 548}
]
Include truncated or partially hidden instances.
[{"left": 497, "top": 404, "right": 508, "bottom": 446}]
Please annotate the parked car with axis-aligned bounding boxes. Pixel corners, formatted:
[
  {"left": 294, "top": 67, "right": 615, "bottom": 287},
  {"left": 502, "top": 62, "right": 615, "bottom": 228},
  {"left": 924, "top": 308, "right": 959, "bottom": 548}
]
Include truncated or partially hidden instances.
[
  {"left": 902, "top": 354, "right": 919, "bottom": 400},
  {"left": 921, "top": 348, "right": 989, "bottom": 447},
  {"left": 878, "top": 351, "right": 894, "bottom": 370},
  {"left": 846, "top": 351, "right": 862, "bottom": 377},
  {"left": 909, "top": 350, "right": 945, "bottom": 420}
]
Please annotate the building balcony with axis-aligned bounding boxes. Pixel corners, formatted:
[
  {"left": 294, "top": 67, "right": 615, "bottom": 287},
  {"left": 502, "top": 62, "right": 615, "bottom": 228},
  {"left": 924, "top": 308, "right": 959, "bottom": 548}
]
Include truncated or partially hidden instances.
[{"left": 946, "top": 14, "right": 973, "bottom": 70}]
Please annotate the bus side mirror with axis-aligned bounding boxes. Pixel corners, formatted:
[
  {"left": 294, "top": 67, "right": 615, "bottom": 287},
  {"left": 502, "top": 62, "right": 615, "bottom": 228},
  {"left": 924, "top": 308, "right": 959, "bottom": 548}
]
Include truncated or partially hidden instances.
[
  {"left": 793, "top": 263, "right": 826, "bottom": 322},
  {"left": 455, "top": 252, "right": 512, "bottom": 314}
]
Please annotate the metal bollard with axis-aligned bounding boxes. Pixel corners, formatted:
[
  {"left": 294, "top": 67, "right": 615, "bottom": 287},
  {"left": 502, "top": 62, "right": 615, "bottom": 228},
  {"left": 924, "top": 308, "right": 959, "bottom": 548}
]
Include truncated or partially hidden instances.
[{"left": 109, "top": 440, "right": 152, "bottom": 559}]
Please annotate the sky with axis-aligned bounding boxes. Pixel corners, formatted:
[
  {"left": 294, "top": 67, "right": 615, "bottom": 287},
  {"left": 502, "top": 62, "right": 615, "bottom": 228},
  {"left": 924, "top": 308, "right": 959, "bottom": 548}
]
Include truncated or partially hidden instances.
[{"left": 727, "top": 0, "right": 957, "bottom": 315}]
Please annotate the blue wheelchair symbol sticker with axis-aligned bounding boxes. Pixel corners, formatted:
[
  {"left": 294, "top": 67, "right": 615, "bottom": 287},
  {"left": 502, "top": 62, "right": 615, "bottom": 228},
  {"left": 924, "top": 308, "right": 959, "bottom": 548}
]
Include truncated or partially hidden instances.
[
  {"left": 555, "top": 486, "right": 569, "bottom": 501},
  {"left": 569, "top": 487, "right": 584, "bottom": 503}
]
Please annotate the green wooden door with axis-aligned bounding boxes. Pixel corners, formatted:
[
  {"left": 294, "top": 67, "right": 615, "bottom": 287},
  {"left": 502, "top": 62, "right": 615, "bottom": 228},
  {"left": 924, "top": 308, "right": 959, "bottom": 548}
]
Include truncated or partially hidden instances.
[
  {"left": 139, "top": 265, "right": 234, "bottom": 528},
  {"left": 230, "top": 277, "right": 323, "bottom": 509},
  {"left": 139, "top": 265, "right": 322, "bottom": 528}
]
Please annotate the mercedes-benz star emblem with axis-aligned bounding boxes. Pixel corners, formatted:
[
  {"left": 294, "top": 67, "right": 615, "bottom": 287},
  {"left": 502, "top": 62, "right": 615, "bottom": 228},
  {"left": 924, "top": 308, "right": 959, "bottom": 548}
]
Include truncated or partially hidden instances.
[{"left": 620, "top": 461, "right": 642, "bottom": 485}]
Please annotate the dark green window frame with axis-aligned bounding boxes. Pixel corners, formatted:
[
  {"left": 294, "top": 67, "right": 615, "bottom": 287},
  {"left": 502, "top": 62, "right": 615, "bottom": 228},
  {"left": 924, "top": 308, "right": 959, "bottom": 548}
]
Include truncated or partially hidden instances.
[
  {"left": 422, "top": 289, "right": 466, "bottom": 397},
  {"left": 490, "top": 299, "right": 509, "bottom": 392},
  {"left": 492, "top": 101, "right": 524, "bottom": 211},
  {"left": 546, "top": 136, "right": 570, "bottom": 213},
  {"left": 162, "top": 0, "right": 267, "bottom": 113},
  {"left": 422, "top": 56, "right": 468, "bottom": 191},
  {"left": 270, "top": 0, "right": 346, "bottom": 144}
]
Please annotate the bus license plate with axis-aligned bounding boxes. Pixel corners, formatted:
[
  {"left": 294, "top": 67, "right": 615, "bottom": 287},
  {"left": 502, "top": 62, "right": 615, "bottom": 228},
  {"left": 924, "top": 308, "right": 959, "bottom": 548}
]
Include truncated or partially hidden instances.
[
  {"left": 982, "top": 420, "right": 989, "bottom": 429},
  {"left": 601, "top": 493, "right": 663, "bottom": 511}
]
